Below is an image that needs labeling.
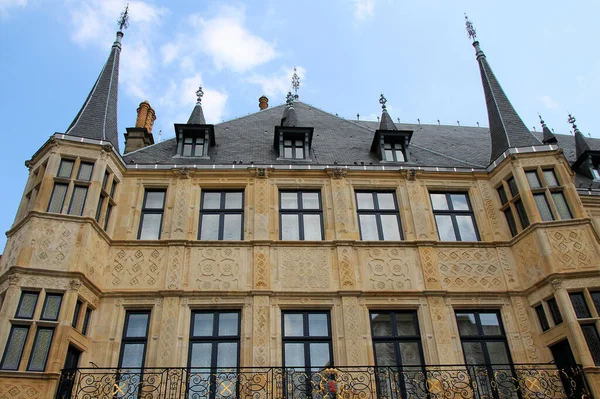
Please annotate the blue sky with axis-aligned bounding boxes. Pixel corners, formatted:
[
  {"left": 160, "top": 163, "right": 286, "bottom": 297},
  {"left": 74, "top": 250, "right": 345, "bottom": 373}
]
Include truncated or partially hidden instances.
[{"left": 0, "top": 0, "right": 598, "bottom": 248}]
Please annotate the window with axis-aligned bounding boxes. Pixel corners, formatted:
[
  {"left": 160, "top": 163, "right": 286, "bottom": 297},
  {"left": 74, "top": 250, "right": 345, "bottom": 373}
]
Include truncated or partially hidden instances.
[
  {"left": 72, "top": 300, "right": 83, "bottom": 328},
  {"left": 283, "top": 139, "right": 304, "bottom": 159},
  {"left": 117, "top": 311, "right": 150, "bottom": 396},
  {"left": 82, "top": 307, "right": 92, "bottom": 335},
  {"left": 430, "top": 192, "right": 478, "bottom": 241},
  {"left": 27, "top": 327, "right": 54, "bottom": 371},
  {"left": 48, "top": 158, "right": 95, "bottom": 215},
  {"left": 383, "top": 140, "right": 405, "bottom": 162},
  {"left": 40, "top": 293, "right": 62, "bottom": 321},
  {"left": 275, "top": 128, "right": 313, "bottom": 161},
  {"left": 356, "top": 192, "right": 402, "bottom": 240},
  {"left": 199, "top": 191, "right": 244, "bottom": 240},
  {"left": 282, "top": 311, "right": 333, "bottom": 399},
  {"left": 547, "top": 297, "right": 563, "bottom": 325},
  {"left": 0, "top": 326, "right": 29, "bottom": 370},
  {"left": 570, "top": 292, "right": 592, "bottom": 319},
  {"left": 370, "top": 311, "right": 424, "bottom": 399},
  {"left": 67, "top": 185, "right": 88, "bottom": 216},
  {"left": 138, "top": 189, "right": 166, "bottom": 240},
  {"left": 526, "top": 168, "right": 572, "bottom": 221},
  {"left": 581, "top": 325, "right": 600, "bottom": 366},
  {"left": 535, "top": 304, "right": 550, "bottom": 332},
  {"left": 280, "top": 191, "right": 323, "bottom": 240},
  {"left": 47, "top": 183, "right": 68, "bottom": 213},
  {"left": 591, "top": 291, "right": 600, "bottom": 315},
  {"left": 370, "top": 131, "right": 412, "bottom": 163},
  {"left": 188, "top": 310, "right": 240, "bottom": 397},
  {"left": 15, "top": 291, "right": 39, "bottom": 319},
  {"left": 57, "top": 159, "right": 75, "bottom": 178},
  {"left": 96, "top": 169, "right": 117, "bottom": 231},
  {"left": 19, "top": 161, "right": 46, "bottom": 221},
  {"left": 183, "top": 136, "right": 204, "bottom": 156},
  {"left": 497, "top": 177, "right": 529, "bottom": 236},
  {"left": 566, "top": 288, "right": 600, "bottom": 365}
]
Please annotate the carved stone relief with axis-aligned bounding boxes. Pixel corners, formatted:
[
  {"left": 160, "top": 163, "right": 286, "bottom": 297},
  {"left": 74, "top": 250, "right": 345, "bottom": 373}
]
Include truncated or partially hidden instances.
[
  {"left": 428, "top": 297, "right": 454, "bottom": 364},
  {"left": 547, "top": 228, "right": 595, "bottom": 271},
  {"left": 514, "top": 234, "right": 544, "bottom": 287},
  {"left": 158, "top": 297, "right": 179, "bottom": 365},
  {"left": 418, "top": 246, "right": 440, "bottom": 289},
  {"left": 511, "top": 297, "right": 539, "bottom": 362},
  {"left": 337, "top": 246, "right": 356, "bottom": 289},
  {"left": 342, "top": 297, "right": 362, "bottom": 365},
  {"left": 252, "top": 296, "right": 270, "bottom": 366},
  {"left": 30, "top": 219, "right": 78, "bottom": 271},
  {"left": 106, "top": 248, "right": 167, "bottom": 289},
  {"left": 1, "top": 223, "right": 30, "bottom": 273},
  {"left": 278, "top": 248, "right": 329, "bottom": 290},
  {"left": 191, "top": 248, "right": 244, "bottom": 290},
  {"left": 437, "top": 248, "right": 505, "bottom": 291},
  {"left": 331, "top": 178, "right": 351, "bottom": 235},
  {"left": 167, "top": 246, "right": 184, "bottom": 290},
  {"left": 172, "top": 176, "right": 191, "bottom": 237},
  {"left": 478, "top": 180, "right": 502, "bottom": 239},
  {"left": 253, "top": 246, "right": 270, "bottom": 289},
  {"left": 0, "top": 383, "right": 42, "bottom": 399},
  {"left": 361, "top": 248, "right": 415, "bottom": 291},
  {"left": 254, "top": 178, "right": 269, "bottom": 239},
  {"left": 406, "top": 180, "right": 429, "bottom": 239}
]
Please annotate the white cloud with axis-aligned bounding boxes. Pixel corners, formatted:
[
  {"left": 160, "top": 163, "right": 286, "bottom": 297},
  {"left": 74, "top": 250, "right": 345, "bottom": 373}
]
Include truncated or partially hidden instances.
[
  {"left": 248, "top": 66, "right": 307, "bottom": 101},
  {"left": 539, "top": 95, "right": 559, "bottom": 110},
  {"left": 0, "top": 0, "right": 27, "bottom": 18},
  {"left": 353, "top": 0, "right": 375, "bottom": 21}
]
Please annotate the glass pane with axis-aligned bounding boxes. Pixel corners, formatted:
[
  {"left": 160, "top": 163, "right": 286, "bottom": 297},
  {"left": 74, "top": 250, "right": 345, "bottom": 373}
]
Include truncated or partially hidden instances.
[
  {"left": 450, "top": 194, "right": 469, "bottom": 211},
  {"left": 309, "top": 343, "right": 331, "bottom": 370},
  {"left": 281, "top": 214, "right": 299, "bottom": 240},
  {"left": 525, "top": 171, "right": 541, "bottom": 188},
  {"left": 359, "top": 214, "right": 379, "bottom": 240},
  {"left": 218, "top": 313, "right": 239, "bottom": 336},
  {"left": 535, "top": 305, "right": 549, "bottom": 331},
  {"left": 456, "top": 215, "right": 477, "bottom": 241},
  {"left": 384, "top": 150, "right": 393, "bottom": 161},
  {"left": 497, "top": 186, "right": 508, "bottom": 204},
  {"left": 284, "top": 343, "right": 305, "bottom": 367},
  {"left": 295, "top": 140, "right": 303, "bottom": 147},
  {"left": 111, "top": 181, "right": 117, "bottom": 197},
  {"left": 308, "top": 314, "right": 328, "bottom": 336},
  {"left": 456, "top": 313, "right": 478, "bottom": 336},
  {"left": 48, "top": 183, "right": 67, "bottom": 213},
  {"left": 462, "top": 342, "right": 485, "bottom": 364},
  {"left": 430, "top": 194, "right": 448, "bottom": 210},
  {"left": 190, "top": 343, "right": 212, "bottom": 368},
  {"left": 507, "top": 177, "right": 519, "bottom": 197},
  {"left": 384, "top": 143, "right": 392, "bottom": 149},
  {"left": 284, "top": 140, "right": 292, "bottom": 146},
  {"left": 223, "top": 214, "right": 242, "bottom": 240},
  {"left": 480, "top": 313, "right": 501, "bottom": 335},
  {"left": 58, "top": 159, "right": 74, "bottom": 178},
  {"left": 552, "top": 192, "right": 572, "bottom": 220},
  {"left": 42, "top": 294, "right": 62, "bottom": 320},
  {"left": 515, "top": 200, "right": 529, "bottom": 228},
  {"left": 377, "top": 193, "right": 396, "bottom": 210},
  {"left": 303, "top": 214, "right": 322, "bottom": 240},
  {"left": 371, "top": 313, "right": 393, "bottom": 337},
  {"left": 570, "top": 293, "right": 591, "bottom": 319},
  {"left": 200, "top": 214, "right": 220, "bottom": 240},
  {"left": 225, "top": 192, "right": 242, "bottom": 209},
  {"left": 121, "top": 343, "right": 145, "bottom": 368},
  {"left": 296, "top": 147, "right": 304, "bottom": 159},
  {"left": 280, "top": 192, "right": 298, "bottom": 209},
  {"left": 374, "top": 342, "right": 397, "bottom": 366},
  {"left": 486, "top": 342, "right": 510, "bottom": 364},
  {"left": 194, "top": 144, "right": 204, "bottom": 156},
  {"left": 399, "top": 342, "right": 422, "bottom": 366},
  {"left": 548, "top": 298, "right": 563, "bottom": 324},
  {"left": 183, "top": 144, "right": 192, "bottom": 156},
  {"left": 356, "top": 193, "right": 374, "bottom": 209},
  {"left": 380, "top": 215, "right": 401, "bottom": 240},
  {"left": 1, "top": 326, "right": 28, "bottom": 370},
  {"left": 581, "top": 325, "right": 600, "bottom": 366},
  {"left": 435, "top": 215, "right": 456, "bottom": 241},
  {"left": 28, "top": 328, "right": 54, "bottom": 371},
  {"left": 591, "top": 292, "right": 600, "bottom": 316},
  {"left": 203, "top": 192, "right": 221, "bottom": 209},
  {"left": 504, "top": 209, "right": 517, "bottom": 237},
  {"left": 68, "top": 186, "right": 87, "bottom": 216},
  {"left": 543, "top": 170, "right": 559, "bottom": 186},
  {"left": 193, "top": 313, "right": 214, "bottom": 336},
  {"left": 139, "top": 213, "right": 162, "bottom": 239},
  {"left": 126, "top": 313, "right": 149, "bottom": 337},
  {"left": 395, "top": 313, "right": 417, "bottom": 336},
  {"left": 284, "top": 147, "right": 293, "bottom": 158},
  {"left": 534, "top": 194, "right": 554, "bottom": 221},
  {"left": 184, "top": 137, "right": 193, "bottom": 144},
  {"left": 77, "top": 162, "right": 94, "bottom": 181},
  {"left": 17, "top": 293, "right": 38, "bottom": 318},
  {"left": 302, "top": 193, "right": 320, "bottom": 209},
  {"left": 284, "top": 314, "right": 304, "bottom": 336},
  {"left": 217, "top": 342, "right": 238, "bottom": 368},
  {"left": 72, "top": 301, "right": 82, "bottom": 328},
  {"left": 104, "top": 204, "right": 113, "bottom": 230},
  {"left": 394, "top": 150, "right": 405, "bottom": 162},
  {"left": 145, "top": 191, "right": 165, "bottom": 209},
  {"left": 82, "top": 309, "right": 92, "bottom": 335}
]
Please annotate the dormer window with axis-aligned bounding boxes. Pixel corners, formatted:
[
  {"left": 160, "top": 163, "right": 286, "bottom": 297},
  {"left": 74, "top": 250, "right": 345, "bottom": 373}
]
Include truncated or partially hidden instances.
[
  {"left": 175, "top": 124, "right": 215, "bottom": 159},
  {"left": 371, "top": 130, "right": 412, "bottom": 163},
  {"left": 183, "top": 136, "right": 205, "bottom": 157},
  {"left": 274, "top": 127, "right": 313, "bottom": 161},
  {"left": 284, "top": 137, "right": 304, "bottom": 159},
  {"left": 383, "top": 139, "right": 405, "bottom": 162}
]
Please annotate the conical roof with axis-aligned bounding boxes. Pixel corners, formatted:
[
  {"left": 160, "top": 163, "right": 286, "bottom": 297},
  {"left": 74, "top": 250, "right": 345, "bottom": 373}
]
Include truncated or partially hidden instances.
[
  {"left": 539, "top": 115, "right": 557, "bottom": 144},
  {"left": 378, "top": 94, "right": 397, "bottom": 130},
  {"left": 187, "top": 86, "right": 206, "bottom": 124}
]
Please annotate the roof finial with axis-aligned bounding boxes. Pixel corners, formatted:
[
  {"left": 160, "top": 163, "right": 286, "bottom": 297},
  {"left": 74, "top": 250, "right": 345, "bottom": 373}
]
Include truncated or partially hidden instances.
[
  {"left": 118, "top": 3, "right": 130, "bottom": 32},
  {"left": 538, "top": 113, "right": 547, "bottom": 128},
  {"left": 285, "top": 91, "right": 294, "bottom": 106},
  {"left": 568, "top": 113, "right": 579, "bottom": 132},
  {"left": 195, "top": 86, "right": 204, "bottom": 104},
  {"left": 291, "top": 67, "right": 300, "bottom": 100},
  {"left": 357, "top": 113, "right": 360, "bottom": 120},
  {"left": 379, "top": 93, "right": 387, "bottom": 112},
  {"left": 465, "top": 13, "right": 476, "bottom": 41}
]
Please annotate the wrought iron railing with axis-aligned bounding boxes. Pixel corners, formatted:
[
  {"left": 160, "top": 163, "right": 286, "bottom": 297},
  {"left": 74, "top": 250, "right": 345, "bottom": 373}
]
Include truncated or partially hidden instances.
[{"left": 55, "top": 364, "right": 591, "bottom": 399}]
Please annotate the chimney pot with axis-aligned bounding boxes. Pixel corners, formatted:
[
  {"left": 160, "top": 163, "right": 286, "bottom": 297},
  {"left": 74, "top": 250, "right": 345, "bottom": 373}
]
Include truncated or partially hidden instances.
[
  {"left": 259, "top": 95, "right": 269, "bottom": 110},
  {"left": 136, "top": 100, "right": 157, "bottom": 133}
]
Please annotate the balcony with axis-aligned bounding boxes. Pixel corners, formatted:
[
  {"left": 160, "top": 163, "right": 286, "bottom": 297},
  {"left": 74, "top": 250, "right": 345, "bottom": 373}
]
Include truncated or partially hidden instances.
[{"left": 55, "top": 364, "right": 591, "bottom": 399}]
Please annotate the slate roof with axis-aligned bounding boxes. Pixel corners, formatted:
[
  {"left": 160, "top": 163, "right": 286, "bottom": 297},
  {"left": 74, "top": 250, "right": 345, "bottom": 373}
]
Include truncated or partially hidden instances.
[{"left": 65, "top": 32, "right": 123, "bottom": 152}]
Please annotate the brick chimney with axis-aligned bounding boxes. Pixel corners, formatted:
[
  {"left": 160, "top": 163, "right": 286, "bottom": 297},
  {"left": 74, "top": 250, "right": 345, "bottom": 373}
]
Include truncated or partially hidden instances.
[
  {"left": 259, "top": 95, "right": 268, "bottom": 110},
  {"left": 124, "top": 101, "right": 156, "bottom": 154}
]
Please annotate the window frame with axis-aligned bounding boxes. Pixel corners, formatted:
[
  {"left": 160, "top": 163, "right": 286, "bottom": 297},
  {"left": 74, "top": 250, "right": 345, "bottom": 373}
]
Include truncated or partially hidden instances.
[
  {"left": 455, "top": 310, "right": 514, "bottom": 366},
  {"left": 547, "top": 297, "right": 563, "bottom": 325},
  {"left": 279, "top": 190, "right": 324, "bottom": 240},
  {"left": 355, "top": 191, "right": 403, "bottom": 240},
  {"left": 534, "top": 304, "right": 550, "bottom": 332},
  {"left": 187, "top": 310, "right": 241, "bottom": 369},
  {"left": 382, "top": 139, "right": 406, "bottom": 162},
  {"left": 430, "top": 191, "right": 480, "bottom": 242},
  {"left": 182, "top": 136, "right": 205, "bottom": 157},
  {"left": 370, "top": 310, "right": 425, "bottom": 366},
  {"left": 282, "top": 137, "right": 305, "bottom": 160},
  {"left": 117, "top": 310, "right": 151, "bottom": 369},
  {"left": 15, "top": 291, "right": 39, "bottom": 320},
  {"left": 198, "top": 190, "right": 244, "bottom": 240},
  {"left": 26, "top": 327, "right": 55, "bottom": 372},
  {"left": 40, "top": 293, "right": 63, "bottom": 322},
  {"left": 137, "top": 189, "right": 167, "bottom": 240},
  {"left": 281, "top": 310, "right": 334, "bottom": 369},
  {"left": 72, "top": 299, "right": 83, "bottom": 329},
  {"left": 0, "top": 325, "right": 30, "bottom": 370},
  {"left": 82, "top": 307, "right": 92, "bottom": 336}
]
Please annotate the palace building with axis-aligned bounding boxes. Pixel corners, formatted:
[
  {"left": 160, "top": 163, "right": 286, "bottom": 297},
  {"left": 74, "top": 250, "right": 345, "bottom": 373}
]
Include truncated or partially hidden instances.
[{"left": 1, "top": 10, "right": 600, "bottom": 399}]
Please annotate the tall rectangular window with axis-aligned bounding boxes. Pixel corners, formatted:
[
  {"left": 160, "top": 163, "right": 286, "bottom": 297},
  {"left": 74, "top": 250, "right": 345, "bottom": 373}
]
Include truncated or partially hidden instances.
[
  {"left": 535, "top": 304, "right": 550, "bottom": 332},
  {"left": 82, "top": 307, "right": 92, "bottom": 335},
  {"left": 72, "top": 300, "right": 83, "bottom": 328},
  {"left": 40, "top": 293, "right": 62, "bottom": 321},
  {"left": 547, "top": 297, "right": 563, "bottom": 325},
  {"left": 138, "top": 189, "right": 166, "bottom": 240},
  {"left": 27, "top": 327, "right": 54, "bottom": 371},
  {"left": 280, "top": 191, "right": 323, "bottom": 240},
  {"left": 199, "top": 191, "right": 244, "bottom": 240},
  {"left": 526, "top": 168, "right": 572, "bottom": 221},
  {"left": 581, "top": 325, "right": 600, "bottom": 366},
  {"left": 67, "top": 185, "right": 88, "bottom": 216},
  {"left": 430, "top": 192, "right": 479, "bottom": 241},
  {"left": 76, "top": 162, "right": 94, "bottom": 181},
  {"left": 57, "top": 159, "right": 75, "bottom": 178},
  {"left": 570, "top": 292, "right": 592, "bottom": 319},
  {"left": 117, "top": 311, "right": 150, "bottom": 398},
  {"left": 0, "top": 326, "right": 29, "bottom": 370},
  {"left": 47, "top": 183, "right": 68, "bottom": 213},
  {"left": 15, "top": 291, "right": 39, "bottom": 319},
  {"left": 356, "top": 192, "right": 402, "bottom": 240}
]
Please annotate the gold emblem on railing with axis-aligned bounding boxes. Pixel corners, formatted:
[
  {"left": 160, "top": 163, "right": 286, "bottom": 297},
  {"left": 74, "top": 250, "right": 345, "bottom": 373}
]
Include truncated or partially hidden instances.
[
  {"left": 524, "top": 376, "right": 541, "bottom": 393},
  {"left": 426, "top": 377, "right": 442, "bottom": 394},
  {"left": 219, "top": 380, "right": 234, "bottom": 396},
  {"left": 316, "top": 368, "right": 346, "bottom": 399},
  {"left": 112, "top": 381, "right": 127, "bottom": 396}
]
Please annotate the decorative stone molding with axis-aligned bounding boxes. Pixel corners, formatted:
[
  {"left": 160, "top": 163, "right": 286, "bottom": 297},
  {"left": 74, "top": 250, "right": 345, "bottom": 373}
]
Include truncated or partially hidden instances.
[
  {"left": 7, "top": 274, "right": 21, "bottom": 286},
  {"left": 326, "top": 167, "right": 347, "bottom": 179},
  {"left": 550, "top": 279, "right": 562, "bottom": 290}
]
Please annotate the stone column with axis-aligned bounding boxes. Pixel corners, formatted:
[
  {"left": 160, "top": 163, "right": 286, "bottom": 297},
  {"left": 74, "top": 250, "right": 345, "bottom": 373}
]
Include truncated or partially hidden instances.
[
  {"left": 253, "top": 170, "right": 270, "bottom": 240},
  {"left": 33, "top": 147, "right": 62, "bottom": 212},
  {"left": 512, "top": 164, "right": 542, "bottom": 224},
  {"left": 170, "top": 169, "right": 192, "bottom": 240},
  {"left": 0, "top": 275, "right": 23, "bottom": 356}
]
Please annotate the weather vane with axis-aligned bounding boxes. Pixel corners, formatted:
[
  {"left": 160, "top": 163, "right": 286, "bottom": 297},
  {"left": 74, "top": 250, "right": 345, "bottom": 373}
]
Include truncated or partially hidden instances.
[
  {"left": 568, "top": 114, "right": 579, "bottom": 132},
  {"left": 379, "top": 93, "right": 387, "bottom": 111},
  {"left": 291, "top": 67, "right": 300, "bottom": 100},
  {"left": 286, "top": 91, "right": 294, "bottom": 106},
  {"left": 465, "top": 13, "right": 476, "bottom": 41},
  {"left": 196, "top": 86, "right": 204, "bottom": 104},
  {"left": 118, "top": 3, "right": 130, "bottom": 32},
  {"left": 538, "top": 113, "right": 547, "bottom": 127}
]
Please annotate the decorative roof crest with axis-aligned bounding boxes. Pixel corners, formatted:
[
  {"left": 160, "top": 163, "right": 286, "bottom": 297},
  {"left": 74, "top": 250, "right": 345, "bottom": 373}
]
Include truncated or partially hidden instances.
[
  {"left": 286, "top": 91, "right": 294, "bottom": 106},
  {"left": 195, "top": 86, "right": 204, "bottom": 104},
  {"left": 568, "top": 113, "right": 580, "bottom": 132},
  {"left": 379, "top": 93, "right": 388, "bottom": 112},
  {"left": 118, "top": 3, "right": 130, "bottom": 32},
  {"left": 291, "top": 67, "right": 300, "bottom": 100},
  {"left": 465, "top": 13, "right": 476, "bottom": 41},
  {"left": 538, "top": 113, "right": 547, "bottom": 127}
]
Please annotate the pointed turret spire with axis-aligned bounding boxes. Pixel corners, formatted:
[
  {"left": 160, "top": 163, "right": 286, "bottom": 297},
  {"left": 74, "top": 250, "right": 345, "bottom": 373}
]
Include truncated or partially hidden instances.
[
  {"left": 379, "top": 94, "right": 397, "bottom": 130},
  {"left": 569, "top": 114, "right": 591, "bottom": 158},
  {"left": 465, "top": 14, "right": 541, "bottom": 162},
  {"left": 538, "top": 114, "right": 557, "bottom": 144},
  {"left": 187, "top": 86, "right": 206, "bottom": 124},
  {"left": 65, "top": 4, "right": 130, "bottom": 152}
]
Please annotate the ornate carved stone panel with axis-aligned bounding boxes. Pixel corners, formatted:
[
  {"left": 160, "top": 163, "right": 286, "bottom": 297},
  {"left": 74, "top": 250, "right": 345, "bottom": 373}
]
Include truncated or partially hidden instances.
[
  {"left": 190, "top": 247, "right": 246, "bottom": 291},
  {"left": 30, "top": 219, "right": 79, "bottom": 271},
  {"left": 546, "top": 227, "right": 596, "bottom": 271},
  {"left": 80, "top": 231, "right": 109, "bottom": 287},
  {"left": 337, "top": 246, "right": 356, "bottom": 289},
  {"left": 172, "top": 176, "right": 191, "bottom": 239},
  {"left": 331, "top": 178, "right": 352, "bottom": 236},
  {"left": 418, "top": 246, "right": 441, "bottom": 290},
  {"left": 406, "top": 180, "right": 430, "bottom": 239},
  {"left": 514, "top": 234, "right": 544, "bottom": 287},
  {"left": 341, "top": 297, "right": 363, "bottom": 365},
  {"left": 252, "top": 296, "right": 270, "bottom": 366},
  {"left": 166, "top": 246, "right": 184, "bottom": 290},
  {"left": 359, "top": 248, "right": 417, "bottom": 291},
  {"left": 478, "top": 180, "right": 503, "bottom": 240},
  {"left": 437, "top": 248, "right": 505, "bottom": 291},
  {"left": 428, "top": 297, "right": 455, "bottom": 364},
  {"left": 277, "top": 248, "right": 330, "bottom": 290},
  {"left": 158, "top": 297, "right": 179, "bottom": 365},
  {"left": 253, "top": 246, "right": 270, "bottom": 289},
  {"left": 106, "top": 247, "right": 167, "bottom": 289},
  {"left": 510, "top": 297, "right": 539, "bottom": 362},
  {"left": 0, "top": 222, "right": 31, "bottom": 273},
  {"left": 0, "top": 382, "right": 42, "bottom": 399},
  {"left": 254, "top": 178, "right": 269, "bottom": 240}
]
